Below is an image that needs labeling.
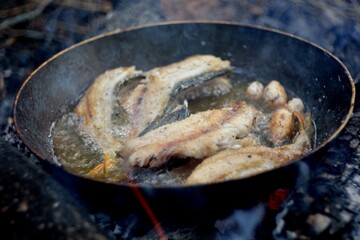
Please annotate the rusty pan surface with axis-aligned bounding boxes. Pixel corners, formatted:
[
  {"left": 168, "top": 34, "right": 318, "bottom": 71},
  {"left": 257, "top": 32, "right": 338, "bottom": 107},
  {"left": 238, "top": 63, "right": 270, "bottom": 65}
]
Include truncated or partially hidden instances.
[{"left": 13, "top": 22, "right": 355, "bottom": 213}]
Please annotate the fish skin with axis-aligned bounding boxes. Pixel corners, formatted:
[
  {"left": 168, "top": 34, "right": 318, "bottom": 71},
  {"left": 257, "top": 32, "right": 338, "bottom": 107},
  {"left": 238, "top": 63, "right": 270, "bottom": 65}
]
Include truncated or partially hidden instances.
[{"left": 138, "top": 100, "right": 189, "bottom": 137}]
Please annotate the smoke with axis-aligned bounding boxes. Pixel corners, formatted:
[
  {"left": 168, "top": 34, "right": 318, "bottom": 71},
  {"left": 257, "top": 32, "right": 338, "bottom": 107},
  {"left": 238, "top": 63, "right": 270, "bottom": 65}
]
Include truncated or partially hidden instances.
[{"left": 214, "top": 203, "right": 265, "bottom": 240}]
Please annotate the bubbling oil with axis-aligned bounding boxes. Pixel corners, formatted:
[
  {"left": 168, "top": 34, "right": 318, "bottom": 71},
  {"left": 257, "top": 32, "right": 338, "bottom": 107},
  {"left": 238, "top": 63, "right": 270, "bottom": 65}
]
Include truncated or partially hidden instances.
[{"left": 51, "top": 69, "right": 312, "bottom": 185}]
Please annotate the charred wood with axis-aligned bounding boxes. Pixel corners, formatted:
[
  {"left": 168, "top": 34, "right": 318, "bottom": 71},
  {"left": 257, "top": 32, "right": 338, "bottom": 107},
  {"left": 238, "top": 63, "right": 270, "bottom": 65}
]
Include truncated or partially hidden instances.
[{"left": 274, "top": 108, "right": 360, "bottom": 239}]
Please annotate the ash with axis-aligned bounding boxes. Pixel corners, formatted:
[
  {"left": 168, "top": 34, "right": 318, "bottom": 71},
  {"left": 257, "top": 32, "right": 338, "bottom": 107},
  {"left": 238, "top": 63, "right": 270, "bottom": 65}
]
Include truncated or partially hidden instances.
[{"left": 1, "top": 1, "right": 360, "bottom": 239}]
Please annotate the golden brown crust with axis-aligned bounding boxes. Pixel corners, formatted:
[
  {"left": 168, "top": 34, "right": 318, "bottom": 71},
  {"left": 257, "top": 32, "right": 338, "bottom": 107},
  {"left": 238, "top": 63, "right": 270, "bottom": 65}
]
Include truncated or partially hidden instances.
[
  {"left": 130, "top": 55, "right": 231, "bottom": 136},
  {"left": 269, "top": 108, "right": 295, "bottom": 144},
  {"left": 123, "top": 102, "right": 257, "bottom": 168},
  {"left": 75, "top": 66, "right": 140, "bottom": 155},
  {"left": 186, "top": 112, "right": 311, "bottom": 185}
]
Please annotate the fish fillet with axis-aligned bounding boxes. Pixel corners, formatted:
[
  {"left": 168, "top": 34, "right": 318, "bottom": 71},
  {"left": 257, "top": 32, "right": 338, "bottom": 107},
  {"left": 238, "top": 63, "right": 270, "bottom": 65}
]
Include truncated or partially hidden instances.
[
  {"left": 130, "top": 55, "right": 231, "bottom": 136},
  {"left": 75, "top": 66, "right": 142, "bottom": 155},
  {"left": 186, "top": 119, "right": 311, "bottom": 184},
  {"left": 123, "top": 102, "right": 258, "bottom": 168}
]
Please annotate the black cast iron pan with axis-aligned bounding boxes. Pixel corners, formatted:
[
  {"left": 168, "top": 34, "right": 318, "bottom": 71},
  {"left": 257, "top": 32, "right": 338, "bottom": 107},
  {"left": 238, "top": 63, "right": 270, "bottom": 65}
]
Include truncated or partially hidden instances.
[{"left": 13, "top": 21, "right": 355, "bottom": 216}]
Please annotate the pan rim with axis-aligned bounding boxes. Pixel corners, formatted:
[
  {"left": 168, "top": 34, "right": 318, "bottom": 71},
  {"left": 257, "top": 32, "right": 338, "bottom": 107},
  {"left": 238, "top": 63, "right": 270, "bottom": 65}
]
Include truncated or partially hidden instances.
[{"left": 13, "top": 20, "right": 356, "bottom": 189}]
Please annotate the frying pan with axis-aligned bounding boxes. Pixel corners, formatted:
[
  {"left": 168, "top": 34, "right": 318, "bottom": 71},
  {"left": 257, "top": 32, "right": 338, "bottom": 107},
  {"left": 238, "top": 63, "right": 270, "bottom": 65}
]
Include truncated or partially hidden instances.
[{"left": 14, "top": 22, "right": 355, "bottom": 216}]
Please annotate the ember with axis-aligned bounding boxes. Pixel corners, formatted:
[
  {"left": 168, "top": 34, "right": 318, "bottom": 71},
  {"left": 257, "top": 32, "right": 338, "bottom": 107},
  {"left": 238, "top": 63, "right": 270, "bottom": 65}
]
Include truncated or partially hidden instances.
[{"left": 1, "top": 1, "right": 359, "bottom": 239}]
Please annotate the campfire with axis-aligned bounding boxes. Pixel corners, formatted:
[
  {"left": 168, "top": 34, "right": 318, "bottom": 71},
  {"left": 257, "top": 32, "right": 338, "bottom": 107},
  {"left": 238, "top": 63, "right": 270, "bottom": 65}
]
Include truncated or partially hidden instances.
[{"left": 0, "top": 1, "right": 359, "bottom": 239}]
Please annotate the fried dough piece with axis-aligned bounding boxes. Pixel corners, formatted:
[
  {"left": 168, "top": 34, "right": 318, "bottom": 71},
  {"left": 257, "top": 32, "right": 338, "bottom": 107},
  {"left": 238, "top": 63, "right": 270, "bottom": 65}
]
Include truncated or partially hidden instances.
[
  {"left": 186, "top": 112, "right": 311, "bottom": 184},
  {"left": 287, "top": 98, "right": 305, "bottom": 113},
  {"left": 130, "top": 55, "right": 231, "bottom": 136},
  {"left": 123, "top": 102, "right": 258, "bottom": 168},
  {"left": 263, "top": 80, "right": 287, "bottom": 108},
  {"left": 246, "top": 81, "right": 264, "bottom": 99}
]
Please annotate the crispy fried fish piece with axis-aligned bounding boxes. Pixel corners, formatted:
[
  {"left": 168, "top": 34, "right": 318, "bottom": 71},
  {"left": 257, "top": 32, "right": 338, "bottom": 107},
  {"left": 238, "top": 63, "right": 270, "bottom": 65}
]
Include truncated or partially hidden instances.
[
  {"left": 75, "top": 55, "right": 230, "bottom": 179},
  {"left": 130, "top": 55, "right": 231, "bottom": 136},
  {"left": 123, "top": 102, "right": 258, "bottom": 168},
  {"left": 75, "top": 66, "right": 142, "bottom": 156},
  {"left": 269, "top": 108, "right": 295, "bottom": 145},
  {"left": 185, "top": 112, "right": 311, "bottom": 184}
]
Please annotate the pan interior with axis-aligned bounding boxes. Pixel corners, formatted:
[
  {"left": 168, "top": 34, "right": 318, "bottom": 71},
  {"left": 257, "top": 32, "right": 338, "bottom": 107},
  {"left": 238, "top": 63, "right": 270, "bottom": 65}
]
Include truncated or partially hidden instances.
[{"left": 14, "top": 22, "right": 355, "bottom": 186}]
